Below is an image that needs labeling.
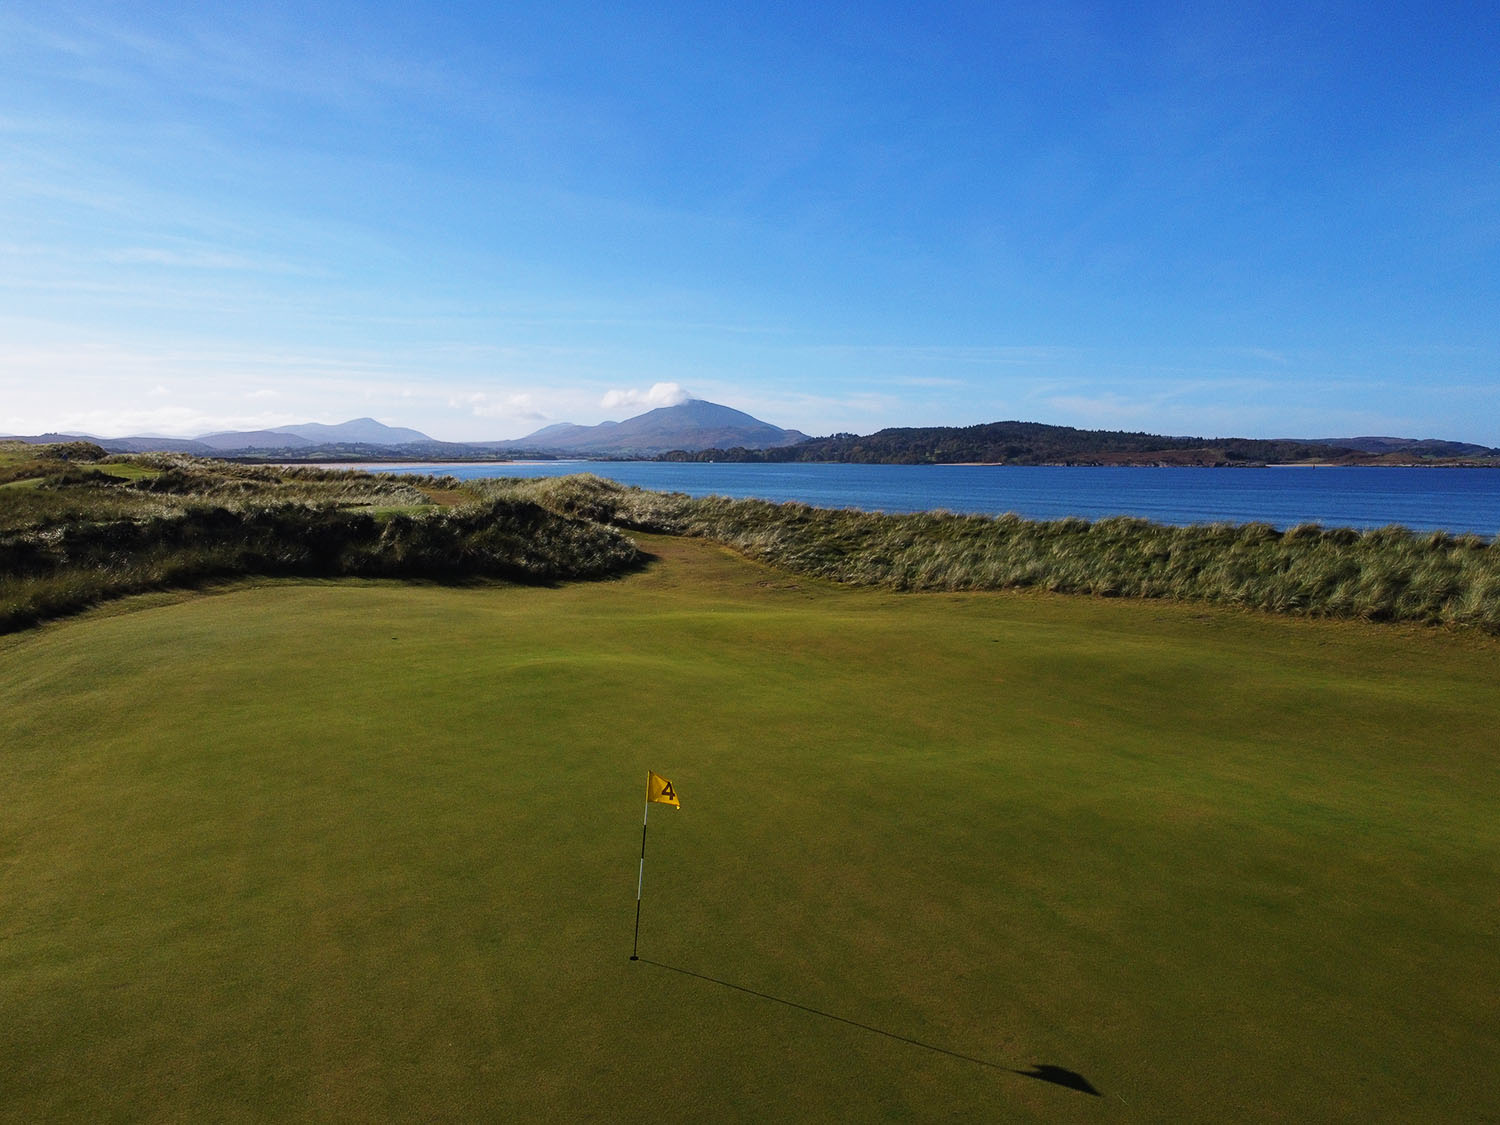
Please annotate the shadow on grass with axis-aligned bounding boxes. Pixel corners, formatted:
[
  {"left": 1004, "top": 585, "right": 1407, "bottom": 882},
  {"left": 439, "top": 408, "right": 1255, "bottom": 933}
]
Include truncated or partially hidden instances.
[{"left": 635, "top": 958, "right": 1100, "bottom": 1097}]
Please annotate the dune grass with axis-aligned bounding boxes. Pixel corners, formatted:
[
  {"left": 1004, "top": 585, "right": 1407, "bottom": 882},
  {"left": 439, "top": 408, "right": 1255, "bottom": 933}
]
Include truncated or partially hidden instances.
[
  {"left": 489, "top": 473, "right": 1500, "bottom": 632},
  {"left": 1, "top": 535, "right": 1496, "bottom": 1121},
  {"left": 0, "top": 456, "right": 646, "bottom": 633},
  {"left": 7, "top": 450, "right": 1500, "bottom": 636}
]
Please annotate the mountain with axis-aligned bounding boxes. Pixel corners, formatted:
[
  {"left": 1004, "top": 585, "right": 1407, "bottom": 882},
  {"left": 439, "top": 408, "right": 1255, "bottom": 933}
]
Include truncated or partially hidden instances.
[
  {"left": 276, "top": 418, "right": 433, "bottom": 445},
  {"left": 518, "top": 421, "right": 623, "bottom": 447},
  {"left": 513, "top": 399, "right": 807, "bottom": 455},
  {"left": 194, "top": 418, "right": 432, "bottom": 451},
  {"left": 195, "top": 429, "right": 315, "bottom": 451}
]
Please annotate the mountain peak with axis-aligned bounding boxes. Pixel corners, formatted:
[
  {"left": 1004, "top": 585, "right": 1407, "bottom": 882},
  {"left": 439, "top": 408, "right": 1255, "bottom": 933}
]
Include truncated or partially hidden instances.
[{"left": 515, "top": 399, "right": 806, "bottom": 455}]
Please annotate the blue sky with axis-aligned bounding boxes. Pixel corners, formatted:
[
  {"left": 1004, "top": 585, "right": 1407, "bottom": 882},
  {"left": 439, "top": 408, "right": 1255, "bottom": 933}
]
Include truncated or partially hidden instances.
[{"left": 3, "top": 2, "right": 1497, "bottom": 443}]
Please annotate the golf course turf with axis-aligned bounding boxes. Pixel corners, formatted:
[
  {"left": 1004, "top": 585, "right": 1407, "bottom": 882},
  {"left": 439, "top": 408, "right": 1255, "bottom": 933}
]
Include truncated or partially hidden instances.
[{"left": 2, "top": 534, "right": 1496, "bottom": 1120}]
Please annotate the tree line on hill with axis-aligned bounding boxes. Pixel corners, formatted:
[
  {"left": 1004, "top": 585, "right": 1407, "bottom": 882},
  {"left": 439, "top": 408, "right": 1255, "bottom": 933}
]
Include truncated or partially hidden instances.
[{"left": 655, "top": 420, "right": 1498, "bottom": 465}]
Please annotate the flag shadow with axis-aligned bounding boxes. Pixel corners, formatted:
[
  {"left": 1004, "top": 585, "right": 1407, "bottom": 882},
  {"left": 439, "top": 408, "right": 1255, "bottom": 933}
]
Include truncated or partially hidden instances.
[{"left": 634, "top": 958, "right": 1100, "bottom": 1097}]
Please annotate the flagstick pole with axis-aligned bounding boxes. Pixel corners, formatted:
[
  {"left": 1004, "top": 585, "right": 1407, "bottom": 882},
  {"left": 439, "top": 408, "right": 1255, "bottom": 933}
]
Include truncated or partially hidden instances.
[{"left": 631, "top": 799, "right": 650, "bottom": 960}]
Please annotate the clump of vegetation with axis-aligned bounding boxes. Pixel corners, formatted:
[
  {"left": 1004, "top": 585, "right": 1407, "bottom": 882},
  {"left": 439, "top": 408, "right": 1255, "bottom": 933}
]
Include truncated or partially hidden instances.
[
  {"left": 0, "top": 440, "right": 110, "bottom": 486},
  {"left": 0, "top": 450, "right": 642, "bottom": 632},
  {"left": 0, "top": 452, "right": 451, "bottom": 534},
  {"left": 492, "top": 474, "right": 1500, "bottom": 633}
]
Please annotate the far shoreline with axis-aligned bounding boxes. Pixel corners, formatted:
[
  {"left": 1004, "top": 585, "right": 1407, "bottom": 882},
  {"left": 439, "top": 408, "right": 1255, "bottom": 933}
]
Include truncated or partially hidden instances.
[{"left": 261, "top": 457, "right": 1499, "bottom": 471}]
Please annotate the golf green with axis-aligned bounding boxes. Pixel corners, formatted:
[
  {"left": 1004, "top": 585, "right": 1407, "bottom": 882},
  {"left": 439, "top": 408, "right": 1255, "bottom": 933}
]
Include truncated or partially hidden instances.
[{"left": 2, "top": 535, "right": 1496, "bottom": 1120}]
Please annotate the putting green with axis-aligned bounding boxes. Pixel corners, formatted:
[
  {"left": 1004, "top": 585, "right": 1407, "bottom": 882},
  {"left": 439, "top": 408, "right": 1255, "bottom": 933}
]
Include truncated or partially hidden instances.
[{"left": 2, "top": 536, "right": 1496, "bottom": 1120}]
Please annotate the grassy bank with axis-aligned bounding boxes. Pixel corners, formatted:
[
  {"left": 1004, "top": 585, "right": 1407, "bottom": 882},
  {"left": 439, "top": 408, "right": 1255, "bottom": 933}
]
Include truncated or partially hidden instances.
[
  {"left": 494, "top": 473, "right": 1500, "bottom": 632},
  {"left": 2, "top": 536, "right": 1497, "bottom": 1120},
  {"left": 0, "top": 448, "right": 642, "bottom": 632},
  {"left": 6, "top": 447, "right": 1500, "bottom": 635}
]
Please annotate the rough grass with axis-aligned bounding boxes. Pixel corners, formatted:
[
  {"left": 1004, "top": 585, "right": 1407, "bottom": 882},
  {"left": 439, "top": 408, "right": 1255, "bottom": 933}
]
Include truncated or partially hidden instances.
[
  {"left": 1, "top": 536, "right": 1496, "bottom": 1121},
  {"left": 492, "top": 474, "right": 1500, "bottom": 632},
  {"left": 0, "top": 449, "right": 459, "bottom": 534},
  {"left": 0, "top": 455, "right": 643, "bottom": 632},
  {"left": 8, "top": 451, "right": 1499, "bottom": 636}
]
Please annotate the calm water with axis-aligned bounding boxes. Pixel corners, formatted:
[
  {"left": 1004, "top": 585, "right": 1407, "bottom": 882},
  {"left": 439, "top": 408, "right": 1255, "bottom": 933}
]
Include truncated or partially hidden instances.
[{"left": 365, "top": 461, "right": 1500, "bottom": 536}]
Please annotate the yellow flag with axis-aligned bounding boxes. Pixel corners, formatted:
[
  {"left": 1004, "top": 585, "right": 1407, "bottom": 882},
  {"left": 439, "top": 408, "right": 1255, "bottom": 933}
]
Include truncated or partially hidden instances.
[{"left": 647, "top": 770, "right": 680, "bottom": 808}]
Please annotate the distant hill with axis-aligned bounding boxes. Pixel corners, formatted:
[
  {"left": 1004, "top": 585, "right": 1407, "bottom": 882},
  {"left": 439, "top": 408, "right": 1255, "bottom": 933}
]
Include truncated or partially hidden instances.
[
  {"left": 277, "top": 419, "right": 433, "bottom": 445},
  {"left": 5, "top": 406, "right": 803, "bottom": 458},
  {"left": 510, "top": 399, "right": 808, "bottom": 456},
  {"left": 8, "top": 413, "right": 1498, "bottom": 465},
  {"left": 195, "top": 418, "right": 432, "bottom": 451},
  {"left": 1302, "top": 436, "right": 1499, "bottom": 459},
  {"left": 659, "top": 420, "right": 1500, "bottom": 466},
  {"left": 195, "top": 429, "right": 315, "bottom": 451},
  {"left": 4, "top": 418, "right": 437, "bottom": 456}
]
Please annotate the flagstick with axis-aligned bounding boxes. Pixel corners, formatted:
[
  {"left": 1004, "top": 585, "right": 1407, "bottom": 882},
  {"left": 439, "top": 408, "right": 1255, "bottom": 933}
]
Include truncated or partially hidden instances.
[{"left": 631, "top": 799, "right": 650, "bottom": 960}]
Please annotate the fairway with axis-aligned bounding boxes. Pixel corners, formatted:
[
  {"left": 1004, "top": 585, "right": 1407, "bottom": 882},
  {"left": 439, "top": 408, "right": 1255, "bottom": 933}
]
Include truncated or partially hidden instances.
[{"left": 2, "top": 535, "right": 1497, "bottom": 1121}]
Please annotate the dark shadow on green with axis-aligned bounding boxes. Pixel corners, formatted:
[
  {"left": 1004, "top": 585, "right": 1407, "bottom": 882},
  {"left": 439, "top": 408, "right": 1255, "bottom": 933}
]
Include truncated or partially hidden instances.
[{"left": 635, "top": 958, "right": 1100, "bottom": 1097}]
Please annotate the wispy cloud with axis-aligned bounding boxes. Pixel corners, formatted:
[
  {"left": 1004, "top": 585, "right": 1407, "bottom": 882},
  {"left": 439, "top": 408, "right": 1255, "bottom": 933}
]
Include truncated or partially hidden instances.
[
  {"left": 4, "top": 6, "right": 1497, "bottom": 448},
  {"left": 880, "top": 376, "right": 970, "bottom": 389},
  {"left": 451, "top": 391, "right": 548, "bottom": 422},
  {"left": 101, "top": 246, "right": 312, "bottom": 274},
  {"left": 807, "top": 344, "right": 1079, "bottom": 365},
  {"left": 3, "top": 6, "right": 447, "bottom": 117}
]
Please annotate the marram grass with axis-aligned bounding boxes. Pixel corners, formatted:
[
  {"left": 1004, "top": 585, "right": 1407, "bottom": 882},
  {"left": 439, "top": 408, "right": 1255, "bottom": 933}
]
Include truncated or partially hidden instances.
[
  {"left": 494, "top": 473, "right": 1500, "bottom": 632},
  {"left": 0, "top": 453, "right": 643, "bottom": 633},
  {"left": 5, "top": 447, "right": 1500, "bottom": 635}
]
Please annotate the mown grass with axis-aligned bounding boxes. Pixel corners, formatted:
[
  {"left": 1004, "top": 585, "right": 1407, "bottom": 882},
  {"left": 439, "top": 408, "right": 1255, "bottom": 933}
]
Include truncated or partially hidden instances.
[
  {"left": 1, "top": 536, "right": 1495, "bottom": 1120},
  {"left": 491, "top": 473, "right": 1500, "bottom": 632}
]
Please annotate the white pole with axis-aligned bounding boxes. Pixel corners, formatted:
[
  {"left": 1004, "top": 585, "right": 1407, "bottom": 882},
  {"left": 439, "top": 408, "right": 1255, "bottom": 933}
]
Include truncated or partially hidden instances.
[{"left": 631, "top": 799, "right": 650, "bottom": 960}]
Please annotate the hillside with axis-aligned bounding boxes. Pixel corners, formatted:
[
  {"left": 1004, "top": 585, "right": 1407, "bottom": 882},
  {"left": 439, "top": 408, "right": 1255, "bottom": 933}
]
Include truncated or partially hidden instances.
[
  {"left": 8, "top": 414, "right": 1499, "bottom": 465},
  {"left": 510, "top": 399, "right": 807, "bottom": 455},
  {"left": 658, "top": 420, "right": 1500, "bottom": 466},
  {"left": 1310, "top": 436, "right": 1500, "bottom": 458},
  {"left": 3, "top": 403, "right": 805, "bottom": 459}
]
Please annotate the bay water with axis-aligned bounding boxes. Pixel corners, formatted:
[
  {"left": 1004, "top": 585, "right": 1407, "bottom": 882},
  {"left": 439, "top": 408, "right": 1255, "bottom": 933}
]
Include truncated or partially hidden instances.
[{"left": 366, "top": 461, "right": 1500, "bottom": 537}]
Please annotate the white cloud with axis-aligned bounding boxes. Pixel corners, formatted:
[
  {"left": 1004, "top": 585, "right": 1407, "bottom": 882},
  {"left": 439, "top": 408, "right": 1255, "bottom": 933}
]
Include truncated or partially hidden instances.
[
  {"left": 600, "top": 381, "right": 692, "bottom": 411},
  {"left": 452, "top": 391, "right": 547, "bottom": 421}
]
